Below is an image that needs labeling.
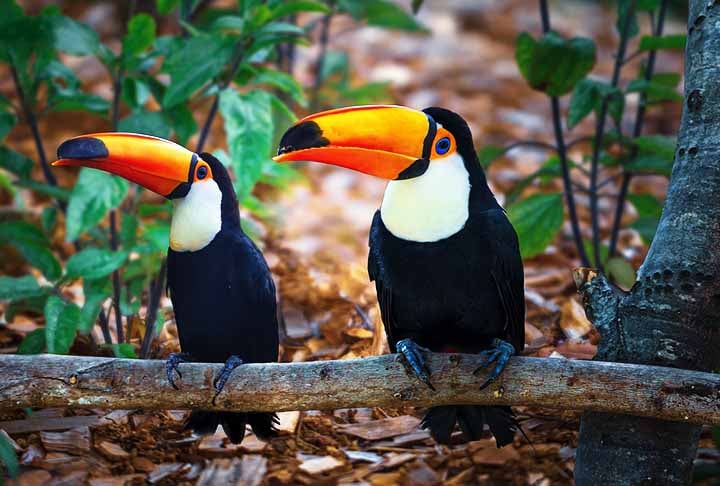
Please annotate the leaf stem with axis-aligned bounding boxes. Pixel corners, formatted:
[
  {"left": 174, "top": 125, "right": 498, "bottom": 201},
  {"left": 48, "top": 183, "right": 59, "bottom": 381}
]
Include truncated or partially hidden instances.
[
  {"left": 538, "top": 0, "right": 590, "bottom": 266},
  {"left": 140, "top": 260, "right": 167, "bottom": 359},
  {"left": 588, "top": 0, "right": 636, "bottom": 271},
  {"left": 609, "top": 0, "right": 668, "bottom": 257}
]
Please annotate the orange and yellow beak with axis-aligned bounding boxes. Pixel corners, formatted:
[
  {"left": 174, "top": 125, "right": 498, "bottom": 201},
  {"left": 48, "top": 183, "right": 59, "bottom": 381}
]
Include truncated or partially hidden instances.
[
  {"left": 273, "top": 105, "right": 436, "bottom": 180},
  {"left": 54, "top": 133, "right": 198, "bottom": 198}
]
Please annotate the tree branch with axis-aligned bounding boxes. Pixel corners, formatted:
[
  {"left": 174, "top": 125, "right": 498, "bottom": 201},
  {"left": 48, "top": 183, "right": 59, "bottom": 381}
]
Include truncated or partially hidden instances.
[{"left": 0, "top": 354, "right": 717, "bottom": 425}]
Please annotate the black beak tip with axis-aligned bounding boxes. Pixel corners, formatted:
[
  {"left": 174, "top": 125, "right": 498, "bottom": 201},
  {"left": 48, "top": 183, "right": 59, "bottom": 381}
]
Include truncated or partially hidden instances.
[
  {"left": 277, "top": 121, "right": 329, "bottom": 156},
  {"left": 57, "top": 137, "right": 109, "bottom": 160}
]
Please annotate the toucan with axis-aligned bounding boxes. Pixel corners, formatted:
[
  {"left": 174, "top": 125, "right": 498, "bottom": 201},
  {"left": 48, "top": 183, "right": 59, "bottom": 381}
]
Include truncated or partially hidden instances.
[
  {"left": 275, "top": 105, "right": 525, "bottom": 446},
  {"left": 54, "top": 133, "right": 279, "bottom": 443}
]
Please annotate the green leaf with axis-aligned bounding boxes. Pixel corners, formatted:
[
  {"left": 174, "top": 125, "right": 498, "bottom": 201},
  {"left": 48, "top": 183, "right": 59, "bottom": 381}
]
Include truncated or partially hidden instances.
[
  {"left": 118, "top": 111, "right": 171, "bottom": 138},
  {"left": 639, "top": 34, "right": 686, "bottom": 52},
  {"left": 123, "top": 13, "right": 156, "bottom": 58},
  {"left": 515, "top": 31, "right": 596, "bottom": 97},
  {"left": 122, "top": 77, "right": 151, "bottom": 109},
  {"left": 157, "top": 0, "right": 180, "bottom": 14},
  {"left": 79, "top": 277, "right": 111, "bottom": 334},
  {"left": 627, "top": 74, "right": 682, "bottom": 103},
  {"left": 625, "top": 154, "right": 673, "bottom": 176},
  {"left": 0, "top": 221, "right": 61, "bottom": 280},
  {"left": 107, "top": 343, "right": 137, "bottom": 358},
  {"left": 616, "top": 0, "right": 639, "bottom": 39},
  {"left": 251, "top": 66, "right": 307, "bottom": 106},
  {"left": 338, "top": 0, "right": 428, "bottom": 32},
  {"left": 0, "top": 111, "right": 16, "bottom": 141},
  {"left": 477, "top": 145, "right": 506, "bottom": 169},
  {"left": 568, "top": 79, "right": 624, "bottom": 129},
  {"left": 120, "top": 212, "right": 138, "bottom": 248},
  {"left": 0, "top": 276, "right": 46, "bottom": 301},
  {"left": 50, "top": 15, "right": 99, "bottom": 56},
  {"left": 66, "top": 248, "right": 128, "bottom": 280},
  {"left": 0, "top": 146, "right": 33, "bottom": 179},
  {"left": 269, "top": 0, "right": 330, "bottom": 20},
  {"left": 162, "top": 34, "right": 234, "bottom": 108},
  {"left": 45, "top": 296, "right": 80, "bottom": 354},
  {"left": 0, "top": 429, "right": 19, "bottom": 478},
  {"left": 607, "top": 256, "right": 637, "bottom": 289},
  {"left": 629, "top": 193, "right": 663, "bottom": 244},
  {"left": 219, "top": 89, "right": 273, "bottom": 202},
  {"left": 49, "top": 89, "right": 110, "bottom": 114},
  {"left": 66, "top": 168, "right": 128, "bottom": 241},
  {"left": 42, "top": 206, "right": 57, "bottom": 234},
  {"left": 165, "top": 104, "right": 197, "bottom": 146},
  {"left": 14, "top": 179, "right": 71, "bottom": 201},
  {"left": 142, "top": 223, "right": 170, "bottom": 251},
  {"left": 18, "top": 328, "right": 46, "bottom": 354},
  {"left": 634, "top": 134, "right": 676, "bottom": 160},
  {"left": 507, "top": 193, "right": 564, "bottom": 259}
]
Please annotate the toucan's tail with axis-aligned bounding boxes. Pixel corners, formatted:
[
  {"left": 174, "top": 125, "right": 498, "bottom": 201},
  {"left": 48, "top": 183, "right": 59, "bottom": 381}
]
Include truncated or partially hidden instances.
[
  {"left": 186, "top": 411, "right": 278, "bottom": 444},
  {"left": 421, "top": 405, "right": 517, "bottom": 447}
]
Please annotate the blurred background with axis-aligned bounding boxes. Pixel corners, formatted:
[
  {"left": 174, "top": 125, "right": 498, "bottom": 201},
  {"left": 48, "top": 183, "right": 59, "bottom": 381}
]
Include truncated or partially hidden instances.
[{"left": 2, "top": 0, "right": 716, "bottom": 484}]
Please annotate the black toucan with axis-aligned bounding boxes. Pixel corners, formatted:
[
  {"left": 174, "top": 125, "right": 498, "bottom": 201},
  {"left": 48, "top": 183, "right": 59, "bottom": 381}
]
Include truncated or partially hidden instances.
[
  {"left": 54, "top": 133, "right": 279, "bottom": 443},
  {"left": 275, "top": 106, "right": 525, "bottom": 446}
]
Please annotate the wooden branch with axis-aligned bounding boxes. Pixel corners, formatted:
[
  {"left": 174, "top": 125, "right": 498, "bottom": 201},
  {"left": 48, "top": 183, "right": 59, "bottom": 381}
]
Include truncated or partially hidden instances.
[{"left": 0, "top": 354, "right": 718, "bottom": 425}]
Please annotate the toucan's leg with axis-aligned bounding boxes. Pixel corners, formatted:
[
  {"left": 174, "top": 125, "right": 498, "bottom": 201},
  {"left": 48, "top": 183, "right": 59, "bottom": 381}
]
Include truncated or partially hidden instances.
[
  {"left": 473, "top": 338, "right": 515, "bottom": 390},
  {"left": 396, "top": 338, "right": 435, "bottom": 391},
  {"left": 165, "top": 352, "right": 190, "bottom": 390},
  {"left": 212, "top": 355, "right": 244, "bottom": 402}
]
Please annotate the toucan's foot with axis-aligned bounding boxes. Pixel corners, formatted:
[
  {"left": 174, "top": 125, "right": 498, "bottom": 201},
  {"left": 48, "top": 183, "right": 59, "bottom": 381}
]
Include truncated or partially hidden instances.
[
  {"left": 212, "top": 355, "right": 244, "bottom": 404},
  {"left": 396, "top": 339, "right": 435, "bottom": 391},
  {"left": 473, "top": 339, "right": 515, "bottom": 390},
  {"left": 166, "top": 352, "right": 190, "bottom": 390}
]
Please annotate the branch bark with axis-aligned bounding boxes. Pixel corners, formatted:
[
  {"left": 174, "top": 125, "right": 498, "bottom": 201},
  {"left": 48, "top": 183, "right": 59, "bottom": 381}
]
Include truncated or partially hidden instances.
[
  {"left": 0, "top": 354, "right": 717, "bottom": 425},
  {"left": 574, "top": 2, "right": 720, "bottom": 482}
]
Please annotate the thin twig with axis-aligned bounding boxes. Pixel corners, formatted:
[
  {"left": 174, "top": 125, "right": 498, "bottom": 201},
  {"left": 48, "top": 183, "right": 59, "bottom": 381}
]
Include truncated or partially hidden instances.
[
  {"left": 609, "top": 0, "right": 668, "bottom": 257},
  {"left": 538, "top": 0, "right": 590, "bottom": 266},
  {"left": 140, "top": 260, "right": 167, "bottom": 359},
  {"left": 311, "top": 11, "right": 333, "bottom": 110},
  {"left": 588, "top": 0, "right": 636, "bottom": 271}
]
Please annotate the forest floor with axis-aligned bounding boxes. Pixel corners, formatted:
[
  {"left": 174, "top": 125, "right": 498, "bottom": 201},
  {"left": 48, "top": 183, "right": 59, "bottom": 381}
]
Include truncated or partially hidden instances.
[{"left": 1, "top": 0, "right": 717, "bottom": 485}]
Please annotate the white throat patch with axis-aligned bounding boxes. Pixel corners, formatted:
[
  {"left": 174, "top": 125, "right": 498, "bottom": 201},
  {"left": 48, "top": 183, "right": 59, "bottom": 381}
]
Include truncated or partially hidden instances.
[
  {"left": 170, "top": 179, "right": 222, "bottom": 252},
  {"left": 380, "top": 152, "right": 471, "bottom": 242}
]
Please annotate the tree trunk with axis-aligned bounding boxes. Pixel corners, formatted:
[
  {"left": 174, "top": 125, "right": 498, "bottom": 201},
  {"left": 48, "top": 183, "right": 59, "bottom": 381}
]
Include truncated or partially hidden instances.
[{"left": 574, "top": 2, "right": 720, "bottom": 483}]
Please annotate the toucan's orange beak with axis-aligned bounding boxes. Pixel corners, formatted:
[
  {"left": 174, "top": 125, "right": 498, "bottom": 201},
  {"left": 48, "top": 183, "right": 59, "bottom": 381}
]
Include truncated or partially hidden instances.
[
  {"left": 54, "top": 133, "right": 197, "bottom": 198},
  {"left": 273, "top": 105, "right": 433, "bottom": 180}
]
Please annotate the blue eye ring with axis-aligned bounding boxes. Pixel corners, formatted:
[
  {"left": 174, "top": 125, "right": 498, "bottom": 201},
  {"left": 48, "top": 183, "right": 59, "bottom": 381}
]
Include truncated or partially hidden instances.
[
  {"left": 435, "top": 137, "right": 451, "bottom": 155},
  {"left": 197, "top": 165, "right": 208, "bottom": 179}
]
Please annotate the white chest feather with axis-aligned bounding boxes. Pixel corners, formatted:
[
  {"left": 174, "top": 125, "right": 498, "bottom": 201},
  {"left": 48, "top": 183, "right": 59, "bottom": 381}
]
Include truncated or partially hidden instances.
[
  {"left": 380, "top": 153, "right": 471, "bottom": 242},
  {"left": 170, "top": 180, "right": 222, "bottom": 252}
]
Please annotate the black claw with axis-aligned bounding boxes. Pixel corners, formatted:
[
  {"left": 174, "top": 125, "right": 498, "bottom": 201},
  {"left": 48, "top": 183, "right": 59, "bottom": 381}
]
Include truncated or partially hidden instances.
[
  {"left": 166, "top": 352, "right": 190, "bottom": 390},
  {"left": 212, "top": 355, "right": 244, "bottom": 404},
  {"left": 474, "top": 339, "right": 515, "bottom": 390},
  {"left": 396, "top": 338, "right": 435, "bottom": 391}
]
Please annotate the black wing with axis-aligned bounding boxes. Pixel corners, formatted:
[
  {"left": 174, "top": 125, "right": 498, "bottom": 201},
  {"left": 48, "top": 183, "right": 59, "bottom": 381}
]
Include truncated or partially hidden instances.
[
  {"left": 368, "top": 211, "right": 398, "bottom": 353},
  {"left": 488, "top": 211, "right": 525, "bottom": 352}
]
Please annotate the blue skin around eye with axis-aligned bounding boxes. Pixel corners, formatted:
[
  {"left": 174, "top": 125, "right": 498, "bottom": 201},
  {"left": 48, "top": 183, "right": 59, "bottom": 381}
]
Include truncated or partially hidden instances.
[
  {"left": 435, "top": 137, "right": 451, "bottom": 155},
  {"left": 197, "top": 166, "right": 207, "bottom": 179}
]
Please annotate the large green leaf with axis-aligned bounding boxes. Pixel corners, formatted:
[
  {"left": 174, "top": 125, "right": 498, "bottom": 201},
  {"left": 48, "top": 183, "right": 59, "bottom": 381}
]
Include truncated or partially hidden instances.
[
  {"left": 79, "top": 277, "right": 111, "bottom": 334},
  {"left": 607, "top": 256, "right": 637, "bottom": 289},
  {"left": 625, "top": 154, "right": 672, "bottom": 176},
  {"left": 516, "top": 31, "right": 596, "bottom": 97},
  {"left": 0, "top": 275, "right": 46, "bottom": 301},
  {"left": 49, "top": 89, "right": 110, "bottom": 114},
  {"left": 0, "top": 429, "right": 19, "bottom": 478},
  {"left": 118, "top": 111, "right": 171, "bottom": 138},
  {"left": 338, "top": 0, "right": 428, "bottom": 32},
  {"left": 18, "top": 328, "right": 46, "bottom": 354},
  {"left": 629, "top": 193, "right": 663, "bottom": 244},
  {"left": 507, "top": 193, "right": 564, "bottom": 259},
  {"left": 219, "top": 89, "right": 274, "bottom": 202},
  {"left": 634, "top": 135, "right": 676, "bottom": 160},
  {"left": 66, "top": 248, "right": 128, "bottom": 280},
  {"left": 0, "top": 111, "right": 16, "bottom": 141},
  {"left": 0, "top": 221, "right": 61, "bottom": 280},
  {"left": 66, "top": 168, "right": 128, "bottom": 241},
  {"left": 165, "top": 104, "right": 197, "bottom": 146},
  {"left": 0, "top": 146, "right": 33, "bottom": 179},
  {"left": 269, "top": 0, "right": 330, "bottom": 20},
  {"left": 45, "top": 296, "right": 80, "bottom": 354},
  {"left": 123, "top": 13, "right": 156, "bottom": 57},
  {"left": 161, "top": 34, "right": 234, "bottom": 108},
  {"left": 50, "top": 15, "right": 99, "bottom": 56},
  {"left": 157, "top": 0, "right": 180, "bottom": 14},
  {"left": 627, "top": 73, "right": 682, "bottom": 103},
  {"left": 568, "top": 78, "right": 624, "bottom": 129},
  {"left": 251, "top": 66, "right": 307, "bottom": 106},
  {"left": 639, "top": 34, "right": 686, "bottom": 52}
]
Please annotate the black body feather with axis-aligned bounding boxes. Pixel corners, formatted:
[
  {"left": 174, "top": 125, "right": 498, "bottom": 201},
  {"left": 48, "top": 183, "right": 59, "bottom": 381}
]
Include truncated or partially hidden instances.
[
  {"left": 369, "top": 108, "right": 525, "bottom": 446},
  {"left": 167, "top": 153, "right": 278, "bottom": 442}
]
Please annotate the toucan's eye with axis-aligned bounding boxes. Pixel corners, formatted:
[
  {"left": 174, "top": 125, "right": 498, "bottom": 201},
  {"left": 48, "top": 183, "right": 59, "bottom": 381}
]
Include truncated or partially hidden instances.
[
  {"left": 435, "top": 137, "right": 451, "bottom": 155},
  {"left": 197, "top": 165, "right": 208, "bottom": 180}
]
